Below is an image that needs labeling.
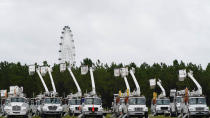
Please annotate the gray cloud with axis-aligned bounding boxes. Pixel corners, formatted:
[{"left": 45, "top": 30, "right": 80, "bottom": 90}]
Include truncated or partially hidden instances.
[{"left": 0, "top": 0, "right": 210, "bottom": 67}]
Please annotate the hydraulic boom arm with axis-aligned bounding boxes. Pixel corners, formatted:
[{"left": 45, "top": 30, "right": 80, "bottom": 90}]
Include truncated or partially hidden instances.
[
  {"left": 123, "top": 76, "right": 130, "bottom": 95},
  {"left": 47, "top": 67, "right": 56, "bottom": 93},
  {"left": 90, "top": 67, "right": 96, "bottom": 95},
  {"left": 68, "top": 67, "right": 82, "bottom": 97},
  {"left": 37, "top": 70, "right": 49, "bottom": 93},
  {"left": 130, "top": 70, "right": 140, "bottom": 96},
  {"left": 187, "top": 72, "right": 202, "bottom": 95},
  {"left": 157, "top": 80, "right": 166, "bottom": 98}
]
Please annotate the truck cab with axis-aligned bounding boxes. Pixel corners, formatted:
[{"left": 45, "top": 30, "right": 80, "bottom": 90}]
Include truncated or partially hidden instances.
[
  {"left": 170, "top": 95, "right": 182, "bottom": 116},
  {"left": 181, "top": 96, "right": 209, "bottom": 117},
  {"left": 68, "top": 98, "right": 81, "bottom": 116},
  {"left": 151, "top": 98, "right": 170, "bottom": 116},
  {"left": 39, "top": 97, "right": 63, "bottom": 117},
  {"left": 126, "top": 96, "right": 148, "bottom": 118},
  {"left": 3, "top": 97, "right": 30, "bottom": 117},
  {"left": 81, "top": 96, "right": 103, "bottom": 117}
]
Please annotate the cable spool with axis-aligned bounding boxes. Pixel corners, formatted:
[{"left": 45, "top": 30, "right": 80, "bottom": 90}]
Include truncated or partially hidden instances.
[
  {"left": 126, "top": 89, "right": 129, "bottom": 96},
  {"left": 125, "top": 97, "right": 129, "bottom": 104},
  {"left": 153, "top": 92, "right": 157, "bottom": 104},
  {"left": 116, "top": 97, "right": 120, "bottom": 104},
  {"left": 118, "top": 90, "right": 122, "bottom": 97},
  {"left": 184, "top": 88, "right": 189, "bottom": 104}
]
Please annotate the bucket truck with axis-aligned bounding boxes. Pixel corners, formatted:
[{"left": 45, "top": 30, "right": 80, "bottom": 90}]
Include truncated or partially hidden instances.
[
  {"left": 3, "top": 86, "right": 30, "bottom": 118},
  {"left": 112, "top": 68, "right": 130, "bottom": 117},
  {"left": 29, "top": 65, "right": 64, "bottom": 118},
  {"left": 81, "top": 66, "right": 103, "bottom": 118},
  {"left": 59, "top": 63, "right": 82, "bottom": 116},
  {"left": 67, "top": 67, "right": 82, "bottom": 116},
  {"left": 178, "top": 69, "right": 209, "bottom": 117},
  {"left": 0, "top": 90, "right": 7, "bottom": 115},
  {"left": 124, "top": 69, "right": 148, "bottom": 118},
  {"left": 169, "top": 89, "right": 183, "bottom": 117},
  {"left": 150, "top": 79, "right": 170, "bottom": 116}
]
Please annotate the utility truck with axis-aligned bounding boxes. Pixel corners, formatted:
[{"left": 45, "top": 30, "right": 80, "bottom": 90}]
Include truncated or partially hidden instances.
[
  {"left": 150, "top": 79, "right": 170, "bottom": 116},
  {"left": 81, "top": 66, "right": 104, "bottom": 118},
  {"left": 112, "top": 68, "right": 130, "bottom": 117},
  {"left": 3, "top": 86, "right": 30, "bottom": 118},
  {"left": 60, "top": 63, "right": 82, "bottom": 116},
  {"left": 29, "top": 65, "right": 64, "bottom": 117},
  {"left": 169, "top": 89, "right": 182, "bottom": 117},
  {"left": 0, "top": 90, "right": 7, "bottom": 115},
  {"left": 112, "top": 68, "right": 148, "bottom": 118},
  {"left": 125, "top": 68, "right": 148, "bottom": 118},
  {"left": 178, "top": 69, "right": 209, "bottom": 117}
]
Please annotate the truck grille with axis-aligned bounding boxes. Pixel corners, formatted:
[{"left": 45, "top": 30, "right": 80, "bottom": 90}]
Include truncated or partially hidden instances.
[
  {"left": 135, "top": 107, "right": 143, "bottom": 112},
  {"left": 88, "top": 107, "right": 98, "bottom": 111},
  {"left": 12, "top": 106, "right": 21, "bottom": 111},
  {"left": 196, "top": 107, "right": 204, "bottom": 111},
  {"left": 161, "top": 107, "right": 168, "bottom": 110},
  {"left": 48, "top": 106, "right": 57, "bottom": 110}
]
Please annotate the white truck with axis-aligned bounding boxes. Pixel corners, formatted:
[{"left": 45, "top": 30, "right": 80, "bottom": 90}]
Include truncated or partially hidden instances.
[
  {"left": 150, "top": 79, "right": 170, "bottom": 116},
  {"left": 112, "top": 94, "right": 126, "bottom": 117},
  {"left": 169, "top": 89, "right": 182, "bottom": 117},
  {"left": 3, "top": 86, "right": 30, "bottom": 118},
  {"left": 39, "top": 96, "right": 63, "bottom": 117},
  {"left": 68, "top": 97, "right": 82, "bottom": 116},
  {"left": 29, "top": 65, "right": 64, "bottom": 117},
  {"left": 112, "top": 68, "right": 130, "bottom": 117},
  {"left": 81, "top": 66, "right": 104, "bottom": 118},
  {"left": 60, "top": 64, "right": 82, "bottom": 116},
  {"left": 0, "top": 90, "right": 7, "bottom": 115},
  {"left": 125, "top": 69, "right": 148, "bottom": 118},
  {"left": 178, "top": 70, "right": 209, "bottom": 117}
]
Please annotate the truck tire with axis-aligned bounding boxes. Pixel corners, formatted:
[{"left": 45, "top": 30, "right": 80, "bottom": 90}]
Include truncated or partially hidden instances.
[{"left": 145, "top": 112, "right": 148, "bottom": 118}]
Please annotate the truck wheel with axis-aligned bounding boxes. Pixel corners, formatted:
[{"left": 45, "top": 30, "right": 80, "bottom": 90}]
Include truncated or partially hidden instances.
[
  {"left": 145, "top": 112, "right": 148, "bottom": 118},
  {"left": 41, "top": 114, "right": 46, "bottom": 118},
  {"left": 99, "top": 115, "right": 103, "bottom": 118}
]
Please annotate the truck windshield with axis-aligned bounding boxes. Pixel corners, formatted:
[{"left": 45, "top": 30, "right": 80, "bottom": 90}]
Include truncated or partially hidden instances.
[
  {"left": 128, "top": 98, "right": 146, "bottom": 105},
  {"left": 189, "top": 98, "right": 206, "bottom": 105},
  {"left": 156, "top": 99, "right": 170, "bottom": 105},
  {"left": 44, "top": 98, "right": 61, "bottom": 104},
  {"left": 11, "top": 97, "right": 26, "bottom": 103},
  {"left": 69, "top": 99, "right": 81, "bottom": 105},
  {"left": 176, "top": 97, "right": 182, "bottom": 103},
  {"left": 84, "top": 98, "right": 101, "bottom": 105}
]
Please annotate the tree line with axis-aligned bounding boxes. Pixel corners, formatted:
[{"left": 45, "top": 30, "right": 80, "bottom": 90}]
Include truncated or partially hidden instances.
[{"left": 0, "top": 58, "right": 210, "bottom": 108}]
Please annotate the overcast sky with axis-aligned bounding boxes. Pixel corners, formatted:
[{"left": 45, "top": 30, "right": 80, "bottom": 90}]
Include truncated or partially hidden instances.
[{"left": 0, "top": 0, "right": 210, "bottom": 68}]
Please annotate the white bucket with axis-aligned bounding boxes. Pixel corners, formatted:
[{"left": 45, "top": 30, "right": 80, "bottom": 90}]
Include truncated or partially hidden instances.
[{"left": 149, "top": 79, "right": 156, "bottom": 89}]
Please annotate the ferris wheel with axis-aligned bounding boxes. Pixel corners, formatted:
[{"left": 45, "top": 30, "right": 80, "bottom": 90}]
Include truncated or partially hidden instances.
[{"left": 58, "top": 26, "right": 76, "bottom": 67}]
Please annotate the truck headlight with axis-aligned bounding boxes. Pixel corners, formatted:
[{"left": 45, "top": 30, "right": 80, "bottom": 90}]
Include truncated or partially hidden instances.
[
  {"left": 22, "top": 103, "right": 28, "bottom": 107},
  {"left": 4, "top": 108, "right": 11, "bottom": 112},
  {"left": 83, "top": 107, "right": 88, "bottom": 111},
  {"left": 57, "top": 107, "right": 63, "bottom": 111},
  {"left": 144, "top": 107, "right": 148, "bottom": 111},
  {"left": 189, "top": 107, "right": 195, "bottom": 111},
  {"left": 22, "top": 107, "right": 27, "bottom": 111},
  {"left": 128, "top": 108, "right": 134, "bottom": 111},
  {"left": 70, "top": 107, "right": 74, "bottom": 110},
  {"left": 205, "top": 107, "right": 209, "bottom": 111},
  {"left": 42, "top": 107, "right": 48, "bottom": 111},
  {"left": 156, "top": 107, "right": 160, "bottom": 110},
  {"left": 99, "top": 108, "right": 103, "bottom": 111}
]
